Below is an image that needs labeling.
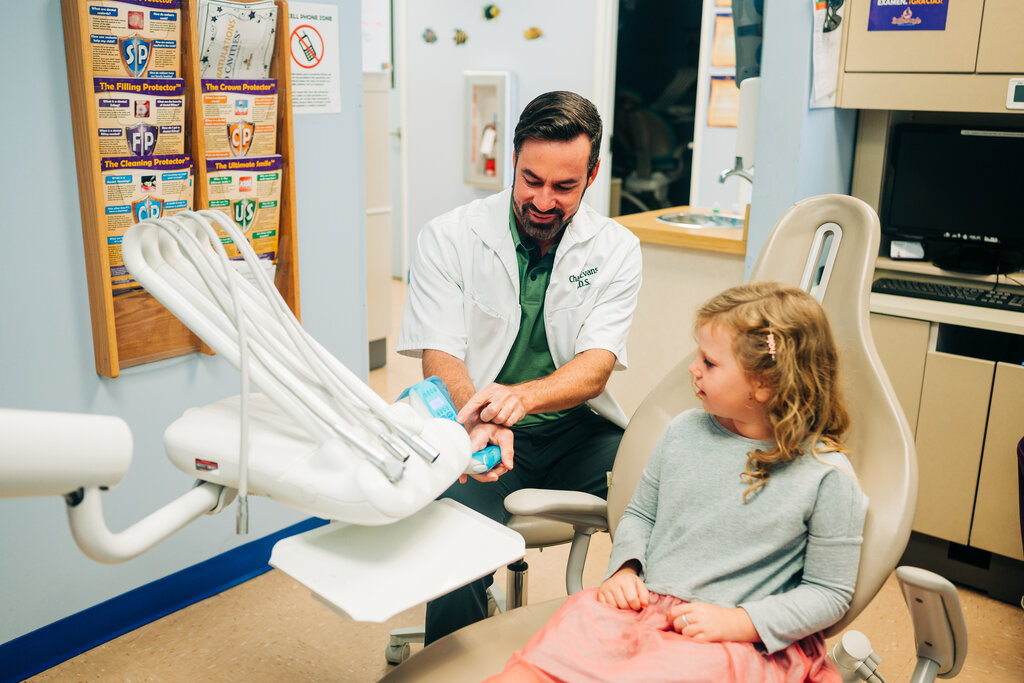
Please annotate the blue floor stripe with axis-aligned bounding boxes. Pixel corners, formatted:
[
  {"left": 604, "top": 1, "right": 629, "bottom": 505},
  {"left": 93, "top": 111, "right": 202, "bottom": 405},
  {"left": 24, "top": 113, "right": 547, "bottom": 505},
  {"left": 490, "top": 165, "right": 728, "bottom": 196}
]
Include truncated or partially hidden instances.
[{"left": 0, "top": 517, "right": 328, "bottom": 683}]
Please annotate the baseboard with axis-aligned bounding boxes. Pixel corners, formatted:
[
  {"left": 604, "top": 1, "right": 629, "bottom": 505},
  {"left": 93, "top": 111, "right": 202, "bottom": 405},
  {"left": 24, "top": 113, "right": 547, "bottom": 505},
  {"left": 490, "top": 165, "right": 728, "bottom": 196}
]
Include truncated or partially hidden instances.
[
  {"left": 0, "top": 517, "right": 328, "bottom": 683},
  {"left": 900, "top": 531, "right": 1024, "bottom": 606}
]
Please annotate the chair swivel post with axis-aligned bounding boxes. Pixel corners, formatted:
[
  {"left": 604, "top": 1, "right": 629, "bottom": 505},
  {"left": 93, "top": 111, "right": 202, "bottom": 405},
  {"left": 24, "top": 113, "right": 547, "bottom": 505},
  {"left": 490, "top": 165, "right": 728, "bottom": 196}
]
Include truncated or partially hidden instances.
[{"left": 506, "top": 559, "right": 529, "bottom": 609}]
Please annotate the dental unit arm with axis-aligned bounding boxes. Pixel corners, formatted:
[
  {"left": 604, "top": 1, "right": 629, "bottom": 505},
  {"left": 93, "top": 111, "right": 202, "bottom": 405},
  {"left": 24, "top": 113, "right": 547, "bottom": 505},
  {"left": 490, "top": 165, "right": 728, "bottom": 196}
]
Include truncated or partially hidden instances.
[
  {"left": 0, "top": 210, "right": 525, "bottom": 620},
  {"left": 0, "top": 407, "right": 231, "bottom": 564}
]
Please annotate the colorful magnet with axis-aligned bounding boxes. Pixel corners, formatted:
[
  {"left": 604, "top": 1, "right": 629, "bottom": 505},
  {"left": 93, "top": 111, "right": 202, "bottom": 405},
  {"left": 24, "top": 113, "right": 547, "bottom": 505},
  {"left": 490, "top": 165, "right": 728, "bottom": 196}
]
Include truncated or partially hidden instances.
[
  {"left": 422, "top": 28, "right": 437, "bottom": 44},
  {"left": 523, "top": 26, "right": 543, "bottom": 40},
  {"left": 483, "top": 4, "right": 500, "bottom": 20},
  {"left": 454, "top": 28, "right": 468, "bottom": 45}
]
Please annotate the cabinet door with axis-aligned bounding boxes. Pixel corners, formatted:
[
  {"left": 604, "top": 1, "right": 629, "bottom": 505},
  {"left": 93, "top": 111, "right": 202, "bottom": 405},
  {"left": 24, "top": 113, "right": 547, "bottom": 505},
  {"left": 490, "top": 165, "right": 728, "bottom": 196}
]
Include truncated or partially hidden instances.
[
  {"left": 844, "top": 1, "right": 984, "bottom": 73},
  {"left": 977, "top": 0, "right": 1024, "bottom": 73},
  {"left": 869, "top": 314, "right": 929, "bottom": 433},
  {"left": 913, "top": 351, "right": 994, "bottom": 543},
  {"left": 970, "top": 362, "right": 1024, "bottom": 561}
]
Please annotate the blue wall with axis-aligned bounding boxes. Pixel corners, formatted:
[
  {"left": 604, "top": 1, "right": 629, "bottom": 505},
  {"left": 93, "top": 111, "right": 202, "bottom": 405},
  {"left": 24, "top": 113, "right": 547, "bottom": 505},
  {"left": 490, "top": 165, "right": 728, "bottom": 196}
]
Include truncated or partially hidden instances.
[
  {"left": 746, "top": 2, "right": 858, "bottom": 277},
  {"left": 0, "top": 0, "right": 367, "bottom": 647}
]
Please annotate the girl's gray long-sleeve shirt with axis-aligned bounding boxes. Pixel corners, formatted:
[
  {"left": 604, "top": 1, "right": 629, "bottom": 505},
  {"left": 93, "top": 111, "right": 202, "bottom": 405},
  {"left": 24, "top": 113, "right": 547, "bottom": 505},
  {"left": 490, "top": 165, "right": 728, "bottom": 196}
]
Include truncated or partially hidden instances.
[{"left": 606, "top": 409, "right": 869, "bottom": 653}]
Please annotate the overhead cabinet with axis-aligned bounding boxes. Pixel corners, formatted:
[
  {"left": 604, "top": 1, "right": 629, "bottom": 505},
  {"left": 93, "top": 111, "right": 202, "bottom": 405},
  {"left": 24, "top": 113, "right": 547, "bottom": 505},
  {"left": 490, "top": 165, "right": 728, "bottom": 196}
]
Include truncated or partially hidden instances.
[
  {"left": 843, "top": 1, "right": 984, "bottom": 73},
  {"left": 837, "top": 0, "right": 1024, "bottom": 112}
]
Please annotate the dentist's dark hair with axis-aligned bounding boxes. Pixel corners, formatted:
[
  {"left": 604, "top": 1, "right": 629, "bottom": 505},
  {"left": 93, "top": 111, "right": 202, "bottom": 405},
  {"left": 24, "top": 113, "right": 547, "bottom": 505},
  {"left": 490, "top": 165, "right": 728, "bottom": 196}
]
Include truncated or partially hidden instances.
[{"left": 514, "top": 91, "right": 603, "bottom": 176}]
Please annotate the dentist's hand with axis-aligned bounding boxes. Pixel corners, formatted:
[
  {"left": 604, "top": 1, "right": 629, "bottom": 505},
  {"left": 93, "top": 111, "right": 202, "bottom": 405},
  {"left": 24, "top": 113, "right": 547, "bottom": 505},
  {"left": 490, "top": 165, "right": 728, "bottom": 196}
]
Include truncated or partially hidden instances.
[
  {"left": 459, "top": 421, "right": 514, "bottom": 483},
  {"left": 457, "top": 383, "right": 529, "bottom": 428}
]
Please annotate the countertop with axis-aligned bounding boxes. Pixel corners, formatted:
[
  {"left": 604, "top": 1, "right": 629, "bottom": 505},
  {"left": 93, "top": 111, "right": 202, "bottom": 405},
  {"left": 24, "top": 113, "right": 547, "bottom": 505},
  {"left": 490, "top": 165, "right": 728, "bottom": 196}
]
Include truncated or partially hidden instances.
[{"left": 614, "top": 205, "right": 747, "bottom": 255}]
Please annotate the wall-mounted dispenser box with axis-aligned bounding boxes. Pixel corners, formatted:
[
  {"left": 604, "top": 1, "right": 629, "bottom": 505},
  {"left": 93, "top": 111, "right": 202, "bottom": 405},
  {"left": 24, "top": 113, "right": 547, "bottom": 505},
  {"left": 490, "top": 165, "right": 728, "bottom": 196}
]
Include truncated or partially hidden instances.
[{"left": 464, "top": 71, "right": 514, "bottom": 189}]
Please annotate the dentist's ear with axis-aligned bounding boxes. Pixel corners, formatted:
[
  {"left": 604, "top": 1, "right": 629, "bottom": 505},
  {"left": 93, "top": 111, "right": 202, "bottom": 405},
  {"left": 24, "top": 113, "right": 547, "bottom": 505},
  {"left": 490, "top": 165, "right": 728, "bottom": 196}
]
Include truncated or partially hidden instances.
[{"left": 585, "top": 158, "right": 601, "bottom": 188}]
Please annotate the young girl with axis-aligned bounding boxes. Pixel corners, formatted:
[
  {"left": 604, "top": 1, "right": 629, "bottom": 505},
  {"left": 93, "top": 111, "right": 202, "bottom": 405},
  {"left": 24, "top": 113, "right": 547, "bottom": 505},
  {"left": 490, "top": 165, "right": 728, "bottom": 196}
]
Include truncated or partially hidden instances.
[{"left": 488, "top": 282, "right": 868, "bottom": 683}]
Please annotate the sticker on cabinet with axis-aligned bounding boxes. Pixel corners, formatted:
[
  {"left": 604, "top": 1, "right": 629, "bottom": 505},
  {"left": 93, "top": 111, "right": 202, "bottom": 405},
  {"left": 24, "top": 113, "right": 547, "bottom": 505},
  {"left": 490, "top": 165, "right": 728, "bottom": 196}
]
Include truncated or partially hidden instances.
[{"left": 868, "top": 0, "right": 949, "bottom": 32}]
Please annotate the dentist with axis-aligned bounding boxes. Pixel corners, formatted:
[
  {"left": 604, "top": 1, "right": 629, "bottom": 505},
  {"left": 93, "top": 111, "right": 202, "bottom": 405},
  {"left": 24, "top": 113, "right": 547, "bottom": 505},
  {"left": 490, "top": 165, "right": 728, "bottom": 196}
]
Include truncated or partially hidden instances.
[{"left": 398, "top": 90, "right": 642, "bottom": 644}]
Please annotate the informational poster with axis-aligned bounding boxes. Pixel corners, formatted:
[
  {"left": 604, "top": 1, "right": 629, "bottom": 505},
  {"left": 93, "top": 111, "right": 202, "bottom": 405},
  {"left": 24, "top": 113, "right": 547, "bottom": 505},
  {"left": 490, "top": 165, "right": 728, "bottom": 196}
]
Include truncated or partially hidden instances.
[
  {"left": 711, "top": 14, "right": 735, "bottom": 67},
  {"left": 94, "top": 77, "right": 185, "bottom": 156},
  {"left": 708, "top": 76, "right": 740, "bottom": 127},
  {"left": 87, "top": 0, "right": 182, "bottom": 78},
  {"left": 288, "top": 2, "right": 342, "bottom": 114},
  {"left": 868, "top": 0, "right": 949, "bottom": 31},
  {"left": 100, "top": 154, "right": 193, "bottom": 294},
  {"left": 205, "top": 156, "right": 282, "bottom": 260},
  {"left": 201, "top": 79, "right": 278, "bottom": 158}
]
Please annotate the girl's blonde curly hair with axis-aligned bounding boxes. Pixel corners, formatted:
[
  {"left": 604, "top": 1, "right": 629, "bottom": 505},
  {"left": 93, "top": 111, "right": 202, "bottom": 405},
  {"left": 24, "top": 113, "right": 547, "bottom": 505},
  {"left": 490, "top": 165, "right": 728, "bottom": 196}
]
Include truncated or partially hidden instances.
[{"left": 695, "top": 281, "right": 850, "bottom": 501}]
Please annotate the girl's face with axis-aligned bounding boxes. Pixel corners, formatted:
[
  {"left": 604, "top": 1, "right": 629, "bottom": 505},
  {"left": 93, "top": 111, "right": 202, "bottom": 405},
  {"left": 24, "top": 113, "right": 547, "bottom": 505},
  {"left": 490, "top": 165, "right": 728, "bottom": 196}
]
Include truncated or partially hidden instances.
[{"left": 689, "top": 323, "right": 772, "bottom": 435}]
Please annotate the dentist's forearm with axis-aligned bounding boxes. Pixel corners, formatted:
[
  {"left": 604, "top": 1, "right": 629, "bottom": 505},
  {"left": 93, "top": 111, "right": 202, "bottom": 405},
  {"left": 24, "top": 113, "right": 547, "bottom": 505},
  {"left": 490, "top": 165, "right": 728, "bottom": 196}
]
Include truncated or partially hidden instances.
[
  {"left": 515, "top": 349, "right": 616, "bottom": 413},
  {"left": 422, "top": 349, "right": 477, "bottom": 410}
]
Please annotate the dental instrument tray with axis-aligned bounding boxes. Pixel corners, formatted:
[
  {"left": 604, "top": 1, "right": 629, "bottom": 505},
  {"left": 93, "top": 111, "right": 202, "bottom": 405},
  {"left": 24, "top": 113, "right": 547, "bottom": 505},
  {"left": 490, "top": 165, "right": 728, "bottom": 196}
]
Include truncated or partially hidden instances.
[
  {"left": 871, "top": 277, "right": 1024, "bottom": 312},
  {"left": 269, "top": 499, "right": 525, "bottom": 622}
]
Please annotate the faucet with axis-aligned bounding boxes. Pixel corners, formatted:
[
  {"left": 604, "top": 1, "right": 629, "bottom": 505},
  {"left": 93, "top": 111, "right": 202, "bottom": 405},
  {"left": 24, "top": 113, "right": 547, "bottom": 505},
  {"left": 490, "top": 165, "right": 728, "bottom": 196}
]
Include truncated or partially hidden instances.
[{"left": 718, "top": 156, "right": 753, "bottom": 184}]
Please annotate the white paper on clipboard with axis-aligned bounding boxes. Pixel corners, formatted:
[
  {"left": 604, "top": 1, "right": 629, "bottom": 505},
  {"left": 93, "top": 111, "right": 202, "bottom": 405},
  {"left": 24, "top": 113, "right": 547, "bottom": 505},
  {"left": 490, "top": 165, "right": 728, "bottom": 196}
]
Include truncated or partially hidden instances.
[{"left": 811, "top": 0, "right": 844, "bottom": 109}]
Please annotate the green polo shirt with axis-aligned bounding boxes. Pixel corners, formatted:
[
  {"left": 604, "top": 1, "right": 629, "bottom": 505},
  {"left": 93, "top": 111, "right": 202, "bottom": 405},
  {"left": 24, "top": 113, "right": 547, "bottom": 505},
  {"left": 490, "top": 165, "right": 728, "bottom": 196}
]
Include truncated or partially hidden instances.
[{"left": 494, "top": 203, "right": 584, "bottom": 425}]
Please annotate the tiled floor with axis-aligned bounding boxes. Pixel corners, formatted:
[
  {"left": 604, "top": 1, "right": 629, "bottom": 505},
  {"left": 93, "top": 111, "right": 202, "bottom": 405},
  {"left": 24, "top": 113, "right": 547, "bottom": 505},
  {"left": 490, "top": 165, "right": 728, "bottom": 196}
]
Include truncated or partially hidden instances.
[{"left": 30, "top": 280, "right": 1024, "bottom": 682}]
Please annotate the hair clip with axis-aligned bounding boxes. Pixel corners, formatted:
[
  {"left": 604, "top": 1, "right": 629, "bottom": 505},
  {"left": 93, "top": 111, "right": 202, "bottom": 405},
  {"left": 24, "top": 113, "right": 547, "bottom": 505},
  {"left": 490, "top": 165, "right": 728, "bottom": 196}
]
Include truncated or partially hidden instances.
[{"left": 766, "top": 332, "right": 777, "bottom": 361}]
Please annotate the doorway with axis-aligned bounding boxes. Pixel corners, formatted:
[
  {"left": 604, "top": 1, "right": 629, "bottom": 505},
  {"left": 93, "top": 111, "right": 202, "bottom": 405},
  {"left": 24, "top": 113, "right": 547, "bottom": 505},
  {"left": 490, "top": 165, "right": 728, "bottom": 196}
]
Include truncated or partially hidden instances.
[{"left": 611, "top": 0, "right": 704, "bottom": 215}]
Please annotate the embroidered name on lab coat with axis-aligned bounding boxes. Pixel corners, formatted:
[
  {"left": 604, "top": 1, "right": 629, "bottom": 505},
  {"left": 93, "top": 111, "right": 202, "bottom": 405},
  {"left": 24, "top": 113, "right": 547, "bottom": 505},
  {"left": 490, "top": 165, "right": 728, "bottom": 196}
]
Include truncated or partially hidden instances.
[{"left": 569, "top": 266, "right": 598, "bottom": 289}]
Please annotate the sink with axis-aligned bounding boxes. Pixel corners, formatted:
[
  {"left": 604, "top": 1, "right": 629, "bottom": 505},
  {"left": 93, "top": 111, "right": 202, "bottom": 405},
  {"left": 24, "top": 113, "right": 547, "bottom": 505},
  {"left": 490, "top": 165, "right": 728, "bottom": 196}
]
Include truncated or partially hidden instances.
[{"left": 655, "top": 212, "right": 744, "bottom": 229}]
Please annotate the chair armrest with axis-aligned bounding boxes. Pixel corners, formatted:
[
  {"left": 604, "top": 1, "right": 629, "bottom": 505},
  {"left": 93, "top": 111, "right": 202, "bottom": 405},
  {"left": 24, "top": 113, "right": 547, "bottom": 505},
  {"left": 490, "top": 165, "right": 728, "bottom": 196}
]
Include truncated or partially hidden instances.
[{"left": 504, "top": 488, "right": 608, "bottom": 531}]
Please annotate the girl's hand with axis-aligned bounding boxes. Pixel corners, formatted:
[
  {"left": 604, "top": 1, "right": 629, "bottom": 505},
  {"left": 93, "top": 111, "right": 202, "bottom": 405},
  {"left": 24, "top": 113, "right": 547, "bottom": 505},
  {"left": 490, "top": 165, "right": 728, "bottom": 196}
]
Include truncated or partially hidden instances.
[
  {"left": 669, "top": 602, "right": 759, "bottom": 643},
  {"left": 597, "top": 562, "right": 649, "bottom": 611}
]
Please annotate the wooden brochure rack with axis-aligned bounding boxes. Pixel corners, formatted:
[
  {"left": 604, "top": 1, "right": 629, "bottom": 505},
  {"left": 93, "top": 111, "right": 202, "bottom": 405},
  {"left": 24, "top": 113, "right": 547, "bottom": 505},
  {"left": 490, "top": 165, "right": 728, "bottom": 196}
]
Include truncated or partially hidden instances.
[{"left": 61, "top": 0, "right": 299, "bottom": 377}]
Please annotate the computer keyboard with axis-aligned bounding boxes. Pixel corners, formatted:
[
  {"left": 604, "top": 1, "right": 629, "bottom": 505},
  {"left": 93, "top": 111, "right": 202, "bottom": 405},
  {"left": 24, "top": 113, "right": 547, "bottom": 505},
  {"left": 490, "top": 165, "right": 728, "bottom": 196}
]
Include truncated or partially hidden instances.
[{"left": 871, "top": 277, "right": 1024, "bottom": 312}]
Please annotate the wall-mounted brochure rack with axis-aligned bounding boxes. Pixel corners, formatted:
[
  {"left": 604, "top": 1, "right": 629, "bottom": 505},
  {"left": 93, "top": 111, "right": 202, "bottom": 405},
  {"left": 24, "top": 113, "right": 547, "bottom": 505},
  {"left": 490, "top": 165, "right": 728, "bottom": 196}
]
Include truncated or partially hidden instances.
[{"left": 61, "top": 0, "right": 299, "bottom": 378}]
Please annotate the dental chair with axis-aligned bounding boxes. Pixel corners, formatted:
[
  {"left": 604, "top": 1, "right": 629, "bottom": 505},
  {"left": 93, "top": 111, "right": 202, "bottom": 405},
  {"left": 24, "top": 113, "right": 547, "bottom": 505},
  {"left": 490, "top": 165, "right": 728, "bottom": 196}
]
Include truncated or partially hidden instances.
[{"left": 381, "top": 194, "right": 968, "bottom": 682}]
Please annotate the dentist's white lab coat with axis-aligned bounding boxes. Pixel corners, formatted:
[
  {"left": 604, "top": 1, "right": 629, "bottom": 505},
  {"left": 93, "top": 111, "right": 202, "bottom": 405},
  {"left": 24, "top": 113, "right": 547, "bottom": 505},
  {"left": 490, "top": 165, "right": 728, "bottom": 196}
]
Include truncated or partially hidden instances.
[{"left": 397, "top": 188, "right": 642, "bottom": 428}]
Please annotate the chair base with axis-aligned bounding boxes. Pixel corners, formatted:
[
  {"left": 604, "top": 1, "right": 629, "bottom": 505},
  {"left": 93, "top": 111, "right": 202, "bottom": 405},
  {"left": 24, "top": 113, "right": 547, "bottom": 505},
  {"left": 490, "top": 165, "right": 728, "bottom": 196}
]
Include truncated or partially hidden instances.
[
  {"left": 381, "top": 599, "right": 565, "bottom": 682},
  {"left": 385, "top": 585, "right": 506, "bottom": 664}
]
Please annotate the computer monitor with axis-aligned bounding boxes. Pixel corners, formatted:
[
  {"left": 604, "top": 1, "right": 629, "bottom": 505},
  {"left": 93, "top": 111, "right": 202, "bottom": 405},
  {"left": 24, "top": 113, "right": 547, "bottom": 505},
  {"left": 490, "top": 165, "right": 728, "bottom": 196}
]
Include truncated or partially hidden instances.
[{"left": 880, "top": 123, "right": 1024, "bottom": 274}]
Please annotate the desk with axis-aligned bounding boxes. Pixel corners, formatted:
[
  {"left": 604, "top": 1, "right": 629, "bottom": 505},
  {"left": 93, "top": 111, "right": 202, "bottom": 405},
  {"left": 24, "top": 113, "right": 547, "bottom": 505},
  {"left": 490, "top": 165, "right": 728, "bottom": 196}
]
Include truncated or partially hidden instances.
[{"left": 869, "top": 258, "right": 1024, "bottom": 603}]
